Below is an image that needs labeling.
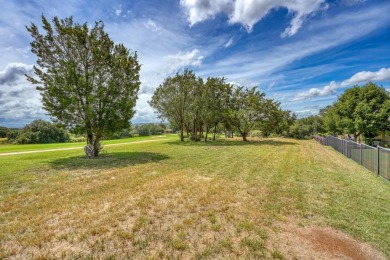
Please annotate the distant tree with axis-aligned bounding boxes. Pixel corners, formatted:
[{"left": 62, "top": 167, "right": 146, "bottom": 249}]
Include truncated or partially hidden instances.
[
  {"left": 323, "top": 82, "right": 390, "bottom": 142},
  {"left": 274, "top": 110, "right": 296, "bottom": 136},
  {"left": 0, "top": 126, "right": 8, "bottom": 138},
  {"left": 289, "top": 115, "right": 325, "bottom": 139},
  {"left": 137, "top": 125, "right": 150, "bottom": 136},
  {"left": 186, "top": 75, "right": 204, "bottom": 141},
  {"left": 6, "top": 130, "right": 20, "bottom": 143},
  {"left": 147, "top": 123, "right": 165, "bottom": 135},
  {"left": 149, "top": 69, "right": 195, "bottom": 141},
  {"left": 16, "top": 119, "right": 70, "bottom": 144},
  {"left": 201, "top": 77, "right": 232, "bottom": 141},
  {"left": 322, "top": 106, "right": 341, "bottom": 136},
  {"left": 26, "top": 16, "right": 140, "bottom": 157},
  {"left": 110, "top": 127, "right": 133, "bottom": 139},
  {"left": 256, "top": 100, "right": 287, "bottom": 137},
  {"left": 228, "top": 86, "right": 276, "bottom": 141}
]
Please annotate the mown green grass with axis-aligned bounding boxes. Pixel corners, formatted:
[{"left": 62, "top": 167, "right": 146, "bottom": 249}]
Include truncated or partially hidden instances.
[
  {"left": 0, "top": 135, "right": 169, "bottom": 153},
  {"left": 0, "top": 137, "right": 389, "bottom": 259}
]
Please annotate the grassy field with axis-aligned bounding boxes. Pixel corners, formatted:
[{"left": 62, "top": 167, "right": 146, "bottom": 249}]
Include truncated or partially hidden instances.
[{"left": 1, "top": 136, "right": 389, "bottom": 259}]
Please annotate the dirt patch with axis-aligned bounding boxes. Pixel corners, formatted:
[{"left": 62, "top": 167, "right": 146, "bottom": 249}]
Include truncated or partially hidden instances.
[{"left": 268, "top": 221, "right": 386, "bottom": 260}]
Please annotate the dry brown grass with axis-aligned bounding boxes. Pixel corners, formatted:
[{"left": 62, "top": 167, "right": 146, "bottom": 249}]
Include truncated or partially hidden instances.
[{"left": 1, "top": 137, "right": 389, "bottom": 259}]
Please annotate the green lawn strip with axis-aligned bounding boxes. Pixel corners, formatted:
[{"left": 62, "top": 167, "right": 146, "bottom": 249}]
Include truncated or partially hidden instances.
[
  {"left": 0, "top": 135, "right": 173, "bottom": 153},
  {"left": 0, "top": 137, "right": 389, "bottom": 258}
]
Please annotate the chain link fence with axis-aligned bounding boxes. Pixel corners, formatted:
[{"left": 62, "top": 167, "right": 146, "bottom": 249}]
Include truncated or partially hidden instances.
[{"left": 314, "top": 135, "right": 390, "bottom": 182}]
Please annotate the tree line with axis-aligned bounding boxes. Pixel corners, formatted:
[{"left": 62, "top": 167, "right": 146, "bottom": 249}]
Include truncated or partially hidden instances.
[
  {"left": 149, "top": 69, "right": 295, "bottom": 141},
  {"left": 0, "top": 121, "right": 169, "bottom": 144},
  {"left": 322, "top": 82, "right": 390, "bottom": 144},
  {"left": 289, "top": 82, "right": 390, "bottom": 144},
  {"left": 19, "top": 15, "right": 390, "bottom": 157}
]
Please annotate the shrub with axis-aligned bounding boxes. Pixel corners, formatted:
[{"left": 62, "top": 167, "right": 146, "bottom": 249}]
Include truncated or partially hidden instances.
[
  {"left": 16, "top": 120, "right": 70, "bottom": 144},
  {"left": 0, "top": 126, "right": 8, "bottom": 138},
  {"left": 69, "top": 134, "right": 86, "bottom": 143},
  {"left": 6, "top": 130, "right": 20, "bottom": 143},
  {"left": 249, "top": 130, "right": 262, "bottom": 138}
]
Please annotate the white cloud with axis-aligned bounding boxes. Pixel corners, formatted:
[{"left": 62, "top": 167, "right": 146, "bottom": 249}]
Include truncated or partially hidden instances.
[
  {"left": 341, "top": 0, "right": 366, "bottom": 6},
  {"left": 180, "top": 0, "right": 327, "bottom": 36},
  {"left": 341, "top": 68, "right": 390, "bottom": 86},
  {"left": 268, "top": 81, "right": 275, "bottom": 90},
  {"left": 164, "top": 49, "right": 204, "bottom": 74},
  {"left": 0, "top": 63, "right": 45, "bottom": 120},
  {"left": 294, "top": 81, "right": 339, "bottom": 100},
  {"left": 294, "top": 68, "right": 390, "bottom": 100},
  {"left": 0, "top": 63, "right": 33, "bottom": 85},
  {"left": 180, "top": 0, "right": 232, "bottom": 26},
  {"left": 224, "top": 37, "right": 234, "bottom": 48},
  {"left": 295, "top": 109, "right": 319, "bottom": 118},
  {"left": 144, "top": 19, "right": 161, "bottom": 32},
  {"left": 196, "top": 3, "right": 390, "bottom": 91},
  {"left": 115, "top": 5, "right": 122, "bottom": 16}
]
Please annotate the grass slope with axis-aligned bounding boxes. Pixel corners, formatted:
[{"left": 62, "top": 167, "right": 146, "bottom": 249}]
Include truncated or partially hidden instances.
[{"left": 0, "top": 137, "right": 389, "bottom": 258}]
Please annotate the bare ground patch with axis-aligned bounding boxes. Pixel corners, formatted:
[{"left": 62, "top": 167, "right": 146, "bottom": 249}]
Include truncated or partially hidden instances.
[{"left": 268, "top": 220, "right": 386, "bottom": 260}]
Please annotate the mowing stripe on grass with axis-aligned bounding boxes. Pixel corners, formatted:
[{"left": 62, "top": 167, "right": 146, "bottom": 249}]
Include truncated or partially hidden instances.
[{"left": 0, "top": 139, "right": 168, "bottom": 156}]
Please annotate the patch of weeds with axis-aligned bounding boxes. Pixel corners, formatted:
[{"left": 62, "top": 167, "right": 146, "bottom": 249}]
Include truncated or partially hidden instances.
[
  {"left": 219, "top": 237, "right": 233, "bottom": 250},
  {"left": 132, "top": 216, "right": 148, "bottom": 233},
  {"left": 133, "top": 239, "right": 149, "bottom": 250},
  {"left": 195, "top": 245, "right": 222, "bottom": 259},
  {"left": 240, "top": 237, "right": 265, "bottom": 253},
  {"left": 211, "top": 223, "right": 222, "bottom": 231},
  {"left": 208, "top": 210, "right": 217, "bottom": 224},
  {"left": 271, "top": 249, "right": 285, "bottom": 259},
  {"left": 115, "top": 230, "right": 134, "bottom": 240},
  {"left": 171, "top": 238, "right": 187, "bottom": 251}
]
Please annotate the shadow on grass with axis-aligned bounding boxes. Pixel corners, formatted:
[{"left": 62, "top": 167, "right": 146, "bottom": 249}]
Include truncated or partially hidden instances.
[
  {"left": 50, "top": 152, "right": 169, "bottom": 170},
  {"left": 165, "top": 138, "right": 297, "bottom": 147}
]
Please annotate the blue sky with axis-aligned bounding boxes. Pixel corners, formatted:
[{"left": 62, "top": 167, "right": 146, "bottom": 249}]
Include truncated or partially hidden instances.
[{"left": 0, "top": 0, "right": 389, "bottom": 127}]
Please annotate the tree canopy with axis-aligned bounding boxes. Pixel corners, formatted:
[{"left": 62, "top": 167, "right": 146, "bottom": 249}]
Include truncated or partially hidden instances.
[
  {"left": 26, "top": 16, "right": 140, "bottom": 157},
  {"left": 149, "top": 69, "right": 196, "bottom": 141},
  {"left": 14, "top": 120, "right": 70, "bottom": 144},
  {"left": 0, "top": 126, "right": 8, "bottom": 138},
  {"left": 323, "top": 82, "right": 390, "bottom": 142},
  {"left": 150, "top": 69, "right": 286, "bottom": 141}
]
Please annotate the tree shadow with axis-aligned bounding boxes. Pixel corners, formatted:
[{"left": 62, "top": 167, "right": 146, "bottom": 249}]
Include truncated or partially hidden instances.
[
  {"left": 165, "top": 138, "right": 297, "bottom": 147},
  {"left": 50, "top": 152, "right": 169, "bottom": 170}
]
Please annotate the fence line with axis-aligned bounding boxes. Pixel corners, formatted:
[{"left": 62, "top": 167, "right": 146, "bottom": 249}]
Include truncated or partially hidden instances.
[{"left": 314, "top": 135, "right": 390, "bottom": 182}]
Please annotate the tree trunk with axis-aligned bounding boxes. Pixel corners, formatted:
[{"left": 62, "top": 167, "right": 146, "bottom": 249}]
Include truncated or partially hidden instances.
[
  {"left": 354, "top": 132, "right": 360, "bottom": 142},
  {"left": 241, "top": 131, "right": 248, "bottom": 141},
  {"left": 213, "top": 125, "right": 217, "bottom": 141},
  {"left": 93, "top": 136, "right": 101, "bottom": 157},
  {"left": 180, "top": 127, "right": 184, "bottom": 141},
  {"left": 84, "top": 133, "right": 101, "bottom": 158},
  {"left": 204, "top": 127, "right": 209, "bottom": 142}
]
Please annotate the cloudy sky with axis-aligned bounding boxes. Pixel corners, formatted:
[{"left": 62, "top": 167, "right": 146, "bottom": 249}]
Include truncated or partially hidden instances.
[{"left": 0, "top": 0, "right": 389, "bottom": 127}]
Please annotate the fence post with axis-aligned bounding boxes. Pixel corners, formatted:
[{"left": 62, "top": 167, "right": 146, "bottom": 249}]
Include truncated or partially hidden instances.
[
  {"left": 360, "top": 143, "right": 362, "bottom": 165},
  {"left": 377, "top": 146, "right": 380, "bottom": 176}
]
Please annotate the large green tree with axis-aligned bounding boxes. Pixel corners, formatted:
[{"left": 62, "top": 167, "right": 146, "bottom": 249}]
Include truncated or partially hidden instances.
[
  {"left": 26, "top": 16, "right": 140, "bottom": 157},
  {"left": 323, "top": 82, "right": 390, "bottom": 142},
  {"left": 228, "top": 86, "right": 277, "bottom": 141},
  {"left": 149, "top": 69, "right": 195, "bottom": 141},
  {"left": 201, "top": 77, "right": 232, "bottom": 141}
]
